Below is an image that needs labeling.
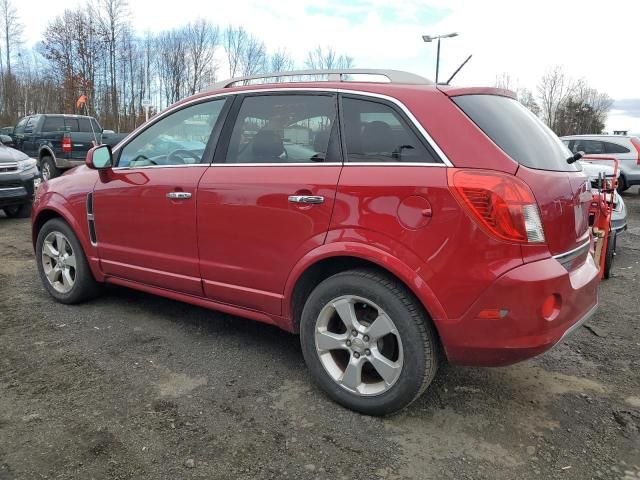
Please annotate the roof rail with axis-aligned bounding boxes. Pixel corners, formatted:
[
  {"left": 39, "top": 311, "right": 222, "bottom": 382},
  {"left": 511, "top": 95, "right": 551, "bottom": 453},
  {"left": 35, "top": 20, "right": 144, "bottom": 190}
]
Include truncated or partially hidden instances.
[{"left": 208, "top": 69, "right": 433, "bottom": 90}]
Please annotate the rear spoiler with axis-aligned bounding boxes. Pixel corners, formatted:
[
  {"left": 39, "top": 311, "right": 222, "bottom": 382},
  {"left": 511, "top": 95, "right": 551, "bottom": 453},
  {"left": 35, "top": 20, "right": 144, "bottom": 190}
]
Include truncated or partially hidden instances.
[{"left": 437, "top": 86, "right": 517, "bottom": 99}]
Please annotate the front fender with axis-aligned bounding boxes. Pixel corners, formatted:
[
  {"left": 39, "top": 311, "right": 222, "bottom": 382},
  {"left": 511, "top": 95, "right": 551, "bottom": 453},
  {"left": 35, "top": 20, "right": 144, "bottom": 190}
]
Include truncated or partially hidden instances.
[
  {"left": 32, "top": 190, "right": 104, "bottom": 282},
  {"left": 283, "top": 227, "right": 449, "bottom": 326}
]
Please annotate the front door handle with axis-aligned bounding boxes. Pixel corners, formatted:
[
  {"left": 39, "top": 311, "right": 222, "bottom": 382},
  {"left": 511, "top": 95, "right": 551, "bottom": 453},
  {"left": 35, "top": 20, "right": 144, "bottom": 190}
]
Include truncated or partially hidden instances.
[
  {"left": 166, "top": 191, "right": 192, "bottom": 200},
  {"left": 288, "top": 195, "right": 325, "bottom": 205}
]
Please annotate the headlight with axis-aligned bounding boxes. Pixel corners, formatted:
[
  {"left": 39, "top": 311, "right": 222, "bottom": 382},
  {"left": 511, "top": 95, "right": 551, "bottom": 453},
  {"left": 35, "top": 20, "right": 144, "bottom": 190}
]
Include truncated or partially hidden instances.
[{"left": 17, "top": 158, "right": 37, "bottom": 172}]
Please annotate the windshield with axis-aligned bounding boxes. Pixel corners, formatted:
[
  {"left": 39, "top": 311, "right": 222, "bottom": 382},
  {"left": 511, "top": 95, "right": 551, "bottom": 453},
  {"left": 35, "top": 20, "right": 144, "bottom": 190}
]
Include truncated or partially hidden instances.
[{"left": 453, "top": 94, "right": 579, "bottom": 172}]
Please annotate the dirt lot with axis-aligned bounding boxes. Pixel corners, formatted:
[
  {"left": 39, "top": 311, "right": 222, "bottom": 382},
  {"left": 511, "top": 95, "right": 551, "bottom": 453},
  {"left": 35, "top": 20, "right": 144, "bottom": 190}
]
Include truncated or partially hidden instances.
[{"left": 1, "top": 190, "right": 639, "bottom": 480}]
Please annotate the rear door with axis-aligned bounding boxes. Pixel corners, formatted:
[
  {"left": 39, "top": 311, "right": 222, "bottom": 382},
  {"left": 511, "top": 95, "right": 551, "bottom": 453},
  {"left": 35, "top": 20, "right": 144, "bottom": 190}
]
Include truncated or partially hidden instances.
[
  {"left": 197, "top": 92, "right": 342, "bottom": 314},
  {"left": 453, "top": 94, "right": 591, "bottom": 257}
]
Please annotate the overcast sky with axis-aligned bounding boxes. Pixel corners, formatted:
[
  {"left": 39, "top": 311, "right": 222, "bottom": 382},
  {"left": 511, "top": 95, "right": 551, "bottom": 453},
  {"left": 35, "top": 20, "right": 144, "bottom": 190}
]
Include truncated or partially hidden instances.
[{"left": 17, "top": 0, "right": 640, "bottom": 133}]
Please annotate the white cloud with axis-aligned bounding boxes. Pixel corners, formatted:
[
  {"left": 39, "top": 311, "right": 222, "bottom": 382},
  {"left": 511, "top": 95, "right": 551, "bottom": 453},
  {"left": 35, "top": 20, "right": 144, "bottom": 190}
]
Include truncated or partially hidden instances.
[{"left": 16, "top": 0, "right": 640, "bottom": 131}]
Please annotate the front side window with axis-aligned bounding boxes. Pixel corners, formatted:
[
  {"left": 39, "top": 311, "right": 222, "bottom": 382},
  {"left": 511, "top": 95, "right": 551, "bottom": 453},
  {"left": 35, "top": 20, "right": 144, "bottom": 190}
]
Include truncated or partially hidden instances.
[
  {"left": 341, "top": 97, "right": 437, "bottom": 163},
  {"left": 24, "top": 116, "right": 38, "bottom": 133},
  {"left": 118, "top": 99, "right": 226, "bottom": 168},
  {"left": 14, "top": 118, "right": 27, "bottom": 135},
  {"left": 224, "top": 94, "right": 337, "bottom": 164}
]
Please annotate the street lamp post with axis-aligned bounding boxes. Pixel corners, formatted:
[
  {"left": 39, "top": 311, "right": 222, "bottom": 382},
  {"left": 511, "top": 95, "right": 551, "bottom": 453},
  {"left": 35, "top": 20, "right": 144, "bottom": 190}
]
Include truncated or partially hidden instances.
[{"left": 422, "top": 33, "right": 458, "bottom": 84}]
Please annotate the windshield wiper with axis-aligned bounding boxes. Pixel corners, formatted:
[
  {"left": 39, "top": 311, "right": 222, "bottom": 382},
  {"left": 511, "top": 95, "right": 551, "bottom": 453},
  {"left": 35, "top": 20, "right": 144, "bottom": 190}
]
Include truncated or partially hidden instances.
[{"left": 566, "top": 151, "right": 583, "bottom": 164}]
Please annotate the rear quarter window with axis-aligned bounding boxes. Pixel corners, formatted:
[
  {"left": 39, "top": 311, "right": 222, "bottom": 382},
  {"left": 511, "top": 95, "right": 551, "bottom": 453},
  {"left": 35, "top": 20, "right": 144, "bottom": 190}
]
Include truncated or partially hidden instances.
[{"left": 453, "top": 94, "right": 578, "bottom": 172}]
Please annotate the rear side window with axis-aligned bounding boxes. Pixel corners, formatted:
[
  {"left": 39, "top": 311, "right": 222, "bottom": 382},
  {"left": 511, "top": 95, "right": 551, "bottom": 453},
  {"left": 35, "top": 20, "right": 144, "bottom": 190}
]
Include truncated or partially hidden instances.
[
  {"left": 341, "top": 97, "right": 438, "bottom": 163},
  {"left": 573, "top": 139, "right": 604, "bottom": 154},
  {"left": 65, "top": 118, "right": 79, "bottom": 132},
  {"left": 604, "top": 141, "right": 630, "bottom": 154},
  {"left": 454, "top": 94, "right": 578, "bottom": 171},
  {"left": 43, "top": 117, "right": 65, "bottom": 132}
]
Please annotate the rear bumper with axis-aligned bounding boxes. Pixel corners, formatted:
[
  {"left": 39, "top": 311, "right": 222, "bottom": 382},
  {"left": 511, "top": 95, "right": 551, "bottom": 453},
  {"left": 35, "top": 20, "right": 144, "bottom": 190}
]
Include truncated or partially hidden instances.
[{"left": 438, "top": 253, "right": 600, "bottom": 367}]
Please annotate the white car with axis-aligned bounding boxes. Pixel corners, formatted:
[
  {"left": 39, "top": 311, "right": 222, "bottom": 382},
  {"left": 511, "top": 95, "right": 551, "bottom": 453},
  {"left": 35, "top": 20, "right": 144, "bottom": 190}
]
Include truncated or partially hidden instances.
[{"left": 562, "top": 135, "right": 640, "bottom": 192}]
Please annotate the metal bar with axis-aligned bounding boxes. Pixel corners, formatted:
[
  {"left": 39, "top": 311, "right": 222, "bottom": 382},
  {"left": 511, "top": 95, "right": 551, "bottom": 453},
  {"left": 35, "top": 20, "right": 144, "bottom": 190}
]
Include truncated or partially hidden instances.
[{"left": 208, "top": 69, "right": 433, "bottom": 91}]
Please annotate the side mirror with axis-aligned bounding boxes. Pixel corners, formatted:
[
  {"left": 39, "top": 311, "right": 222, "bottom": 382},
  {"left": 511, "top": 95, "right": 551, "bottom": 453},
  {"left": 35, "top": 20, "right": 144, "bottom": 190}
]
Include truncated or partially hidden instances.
[{"left": 86, "top": 144, "right": 113, "bottom": 170}]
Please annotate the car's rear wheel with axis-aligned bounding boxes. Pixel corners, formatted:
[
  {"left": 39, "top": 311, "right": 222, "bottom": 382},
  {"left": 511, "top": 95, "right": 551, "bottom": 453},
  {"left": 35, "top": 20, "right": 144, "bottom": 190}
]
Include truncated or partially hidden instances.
[
  {"left": 41, "top": 156, "right": 60, "bottom": 181},
  {"left": 603, "top": 231, "right": 616, "bottom": 279},
  {"left": 3, "top": 203, "right": 31, "bottom": 218},
  {"left": 36, "top": 218, "right": 100, "bottom": 304},
  {"left": 617, "top": 174, "right": 628, "bottom": 193},
  {"left": 300, "top": 268, "right": 439, "bottom": 416}
]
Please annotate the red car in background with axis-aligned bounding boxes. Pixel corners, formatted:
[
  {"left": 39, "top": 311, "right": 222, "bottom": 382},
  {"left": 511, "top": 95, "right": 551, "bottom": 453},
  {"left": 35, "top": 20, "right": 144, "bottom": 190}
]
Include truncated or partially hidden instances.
[{"left": 31, "top": 69, "right": 599, "bottom": 415}]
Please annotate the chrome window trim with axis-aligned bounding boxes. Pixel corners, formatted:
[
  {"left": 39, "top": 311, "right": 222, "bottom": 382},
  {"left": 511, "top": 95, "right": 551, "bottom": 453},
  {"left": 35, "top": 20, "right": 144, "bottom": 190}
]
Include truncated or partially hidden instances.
[
  {"left": 112, "top": 87, "right": 453, "bottom": 169},
  {"left": 0, "top": 186, "right": 25, "bottom": 192}
]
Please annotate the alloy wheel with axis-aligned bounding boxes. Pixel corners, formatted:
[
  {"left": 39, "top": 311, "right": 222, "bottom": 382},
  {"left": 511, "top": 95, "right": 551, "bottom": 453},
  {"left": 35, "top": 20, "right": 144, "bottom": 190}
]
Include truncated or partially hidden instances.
[
  {"left": 314, "top": 295, "right": 404, "bottom": 396},
  {"left": 41, "top": 231, "right": 76, "bottom": 293}
]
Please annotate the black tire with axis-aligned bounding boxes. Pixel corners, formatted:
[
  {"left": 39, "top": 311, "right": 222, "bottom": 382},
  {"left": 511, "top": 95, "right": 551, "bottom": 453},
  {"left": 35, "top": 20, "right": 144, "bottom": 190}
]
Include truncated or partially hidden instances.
[
  {"left": 41, "top": 156, "right": 60, "bottom": 181},
  {"left": 300, "top": 268, "right": 439, "bottom": 416},
  {"left": 3, "top": 202, "right": 32, "bottom": 218},
  {"left": 617, "top": 175, "right": 628, "bottom": 193},
  {"left": 603, "top": 231, "right": 616, "bottom": 280},
  {"left": 35, "top": 218, "right": 100, "bottom": 304}
]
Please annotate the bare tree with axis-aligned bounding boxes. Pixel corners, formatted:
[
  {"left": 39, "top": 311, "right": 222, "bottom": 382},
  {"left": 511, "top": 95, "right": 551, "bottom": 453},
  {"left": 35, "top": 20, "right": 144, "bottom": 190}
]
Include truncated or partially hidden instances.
[
  {"left": 494, "top": 72, "right": 515, "bottom": 91},
  {"left": 0, "top": 0, "right": 22, "bottom": 76},
  {"left": 224, "top": 25, "right": 247, "bottom": 78},
  {"left": 517, "top": 88, "right": 540, "bottom": 116},
  {"left": 537, "top": 66, "right": 574, "bottom": 130},
  {"left": 305, "top": 46, "right": 354, "bottom": 70},
  {"left": 185, "top": 19, "right": 219, "bottom": 94},
  {"left": 240, "top": 35, "right": 266, "bottom": 77},
  {"left": 269, "top": 49, "right": 294, "bottom": 73}
]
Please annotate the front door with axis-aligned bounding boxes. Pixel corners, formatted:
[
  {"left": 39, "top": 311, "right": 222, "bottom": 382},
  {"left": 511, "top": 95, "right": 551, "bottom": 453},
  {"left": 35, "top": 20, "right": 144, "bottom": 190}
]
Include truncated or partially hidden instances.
[
  {"left": 197, "top": 93, "right": 342, "bottom": 314},
  {"left": 93, "top": 97, "right": 230, "bottom": 295}
]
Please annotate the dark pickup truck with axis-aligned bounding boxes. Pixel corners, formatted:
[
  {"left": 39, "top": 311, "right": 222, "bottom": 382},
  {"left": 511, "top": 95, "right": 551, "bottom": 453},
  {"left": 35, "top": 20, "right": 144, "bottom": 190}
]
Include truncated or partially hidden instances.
[{"left": 12, "top": 114, "right": 127, "bottom": 180}]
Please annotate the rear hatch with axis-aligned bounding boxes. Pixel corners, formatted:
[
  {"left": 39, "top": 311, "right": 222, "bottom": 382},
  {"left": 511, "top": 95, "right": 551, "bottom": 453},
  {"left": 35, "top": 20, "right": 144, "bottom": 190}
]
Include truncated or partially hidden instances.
[
  {"left": 451, "top": 93, "right": 591, "bottom": 257},
  {"left": 64, "top": 117, "right": 102, "bottom": 160}
]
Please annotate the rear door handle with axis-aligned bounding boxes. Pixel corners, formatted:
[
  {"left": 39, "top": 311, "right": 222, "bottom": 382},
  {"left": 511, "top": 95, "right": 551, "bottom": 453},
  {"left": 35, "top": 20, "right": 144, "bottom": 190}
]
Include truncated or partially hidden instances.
[
  {"left": 288, "top": 195, "right": 325, "bottom": 204},
  {"left": 166, "top": 192, "right": 192, "bottom": 200}
]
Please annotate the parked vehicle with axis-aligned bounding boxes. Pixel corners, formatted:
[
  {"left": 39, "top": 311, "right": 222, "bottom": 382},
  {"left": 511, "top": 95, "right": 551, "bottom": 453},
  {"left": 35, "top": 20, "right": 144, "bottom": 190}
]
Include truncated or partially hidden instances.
[
  {"left": 0, "top": 134, "right": 16, "bottom": 148},
  {"left": 31, "top": 69, "right": 600, "bottom": 415},
  {"left": 561, "top": 135, "right": 640, "bottom": 193},
  {"left": 11, "top": 114, "right": 127, "bottom": 181},
  {"left": 0, "top": 144, "right": 40, "bottom": 218},
  {"left": 0, "top": 126, "right": 14, "bottom": 136},
  {"left": 580, "top": 160, "right": 627, "bottom": 234}
]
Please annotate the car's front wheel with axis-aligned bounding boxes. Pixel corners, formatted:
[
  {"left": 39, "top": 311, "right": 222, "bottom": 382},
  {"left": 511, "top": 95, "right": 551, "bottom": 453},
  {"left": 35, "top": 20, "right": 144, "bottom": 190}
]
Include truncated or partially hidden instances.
[
  {"left": 300, "top": 268, "right": 439, "bottom": 416},
  {"left": 35, "top": 218, "right": 100, "bottom": 304}
]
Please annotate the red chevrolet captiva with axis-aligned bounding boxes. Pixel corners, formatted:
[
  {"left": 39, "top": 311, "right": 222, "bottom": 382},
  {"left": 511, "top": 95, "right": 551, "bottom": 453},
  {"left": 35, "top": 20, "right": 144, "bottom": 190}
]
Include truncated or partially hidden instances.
[{"left": 31, "top": 69, "right": 599, "bottom": 415}]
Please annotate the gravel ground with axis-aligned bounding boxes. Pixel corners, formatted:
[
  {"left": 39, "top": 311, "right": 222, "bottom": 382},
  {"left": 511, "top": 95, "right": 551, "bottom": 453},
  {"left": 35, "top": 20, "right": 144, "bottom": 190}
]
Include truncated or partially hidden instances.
[{"left": 1, "top": 189, "right": 639, "bottom": 480}]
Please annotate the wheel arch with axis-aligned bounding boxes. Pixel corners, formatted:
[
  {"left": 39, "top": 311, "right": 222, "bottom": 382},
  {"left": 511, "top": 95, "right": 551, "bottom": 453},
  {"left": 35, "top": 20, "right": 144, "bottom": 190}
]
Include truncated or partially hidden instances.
[
  {"left": 285, "top": 245, "right": 448, "bottom": 341},
  {"left": 38, "top": 145, "right": 56, "bottom": 163}
]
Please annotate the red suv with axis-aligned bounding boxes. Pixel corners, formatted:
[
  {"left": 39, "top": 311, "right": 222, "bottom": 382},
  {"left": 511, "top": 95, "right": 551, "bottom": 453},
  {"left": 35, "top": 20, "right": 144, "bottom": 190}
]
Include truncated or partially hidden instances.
[{"left": 31, "top": 69, "right": 599, "bottom": 415}]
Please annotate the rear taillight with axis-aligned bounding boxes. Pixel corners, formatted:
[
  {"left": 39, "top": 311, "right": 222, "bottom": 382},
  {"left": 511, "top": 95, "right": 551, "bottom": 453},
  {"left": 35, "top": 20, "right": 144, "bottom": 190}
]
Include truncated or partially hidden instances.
[
  {"left": 631, "top": 137, "right": 640, "bottom": 165},
  {"left": 447, "top": 168, "right": 546, "bottom": 244},
  {"left": 62, "top": 135, "right": 72, "bottom": 153}
]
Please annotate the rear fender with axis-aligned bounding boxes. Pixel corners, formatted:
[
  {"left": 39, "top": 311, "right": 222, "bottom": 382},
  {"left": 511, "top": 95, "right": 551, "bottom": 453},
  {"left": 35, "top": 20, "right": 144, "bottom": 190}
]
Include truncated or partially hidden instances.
[{"left": 283, "top": 228, "right": 448, "bottom": 328}]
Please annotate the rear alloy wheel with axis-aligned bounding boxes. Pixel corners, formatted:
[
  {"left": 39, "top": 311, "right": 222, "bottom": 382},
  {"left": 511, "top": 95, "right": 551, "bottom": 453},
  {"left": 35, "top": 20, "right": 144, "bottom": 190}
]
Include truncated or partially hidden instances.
[
  {"left": 41, "top": 156, "right": 60, "bottom": 181},
  {"left": 300, "top": 269, "right": 439, "bottom": 415},
  {"left": 3, "top": 203, "right": 32, "bottom": 218},
  {"left": 36, "top": 218, "right": 99, "bottom": 304}
]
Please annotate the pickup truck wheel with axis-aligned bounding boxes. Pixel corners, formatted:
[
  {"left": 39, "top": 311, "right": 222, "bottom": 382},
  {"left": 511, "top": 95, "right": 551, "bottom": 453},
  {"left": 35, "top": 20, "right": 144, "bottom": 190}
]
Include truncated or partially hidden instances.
[
  {"left": 3, "top": 203, "right": 32, "bottom": 218},
  {"left": 36, "top": 218, "right": 100, "bottom": 304},
  {"left": 41, "top": 156, "right": 60, "bottom": 181},
  {"left": 300, "top": 268, "right": 439, "bottom": 416}
]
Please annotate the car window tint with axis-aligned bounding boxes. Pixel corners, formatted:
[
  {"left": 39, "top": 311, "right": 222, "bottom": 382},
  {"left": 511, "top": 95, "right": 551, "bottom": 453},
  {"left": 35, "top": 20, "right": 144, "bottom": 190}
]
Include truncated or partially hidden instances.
[
  {"left": 24, "top": 117, "right": 37, "bottom": 133},
  {"left": 118, "top": 99, "right": 225, "bottom": 168},
  {"left": 91, "top": 119, "right": 102, "bottom": 132},
  {"left": 78, "top": 118, "right": 94, "bottom": 133},
  {"left": 43, "top": 117, "right": 65, "bottom": 132},
  {"left": 454, "top": 95, "right": 578, "bottom": 171},
  {"left": 341, "top": 97, "right": 436, "bottom": 163},
  {"left": 603, "top": 141, "right": 630, "bottom": 154},
  {"left": 14, "top": 118, "right": 27, "bottom": 134},
  {"left": 574, "top": 139, "right": 605, "bottom": 155},
  {"left": 225, "top": 94, "right": 337, "bottom": 164},
  {"left": 64, "top": 118, "right": 79, "bottom": 132}
]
